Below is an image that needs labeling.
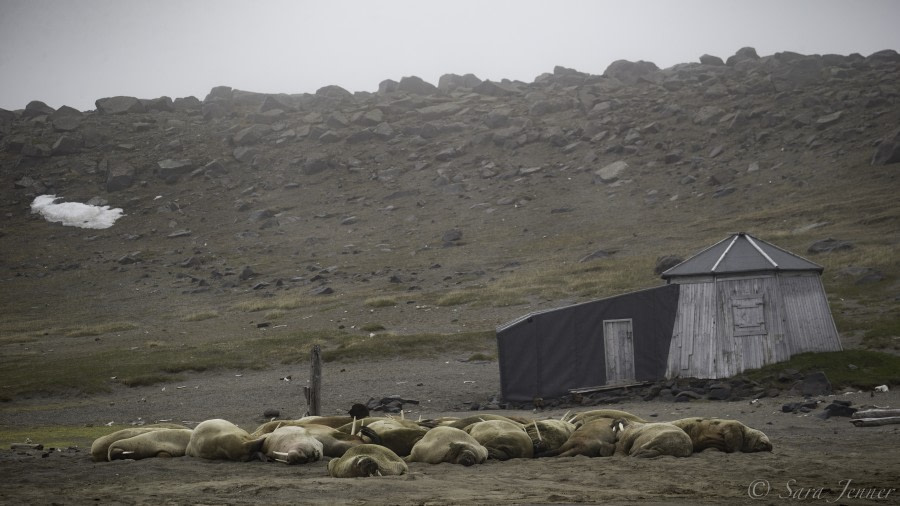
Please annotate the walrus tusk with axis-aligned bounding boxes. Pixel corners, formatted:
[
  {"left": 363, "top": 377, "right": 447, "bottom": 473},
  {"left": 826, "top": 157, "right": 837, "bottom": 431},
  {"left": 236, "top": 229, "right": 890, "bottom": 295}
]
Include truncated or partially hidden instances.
[
  {"left": 351, "top": 416, "right": 357, "bottom": 437},
  {"left": 617, "top": 422, "right": 624, "bottom": 432},
  {"left": 533, "top": 420, "right": 542, "bottom": 442},
  {"left": 273, "top": 451, "right": 289, "bottom": 457},
  {"left": 560, "top": 410, "right": 571, "bottom": 422},
  {"left": 376, "top": 470, "right": 383, "bottom": 477},
  {"left": 400, "top": 410, "right": 405, "bottom": 420},
  {"left": 121, "top": 451, "right": 135, "bottom": 455},
  {"left": 275, "top": 421, "right": 283, "bottom": 431}
]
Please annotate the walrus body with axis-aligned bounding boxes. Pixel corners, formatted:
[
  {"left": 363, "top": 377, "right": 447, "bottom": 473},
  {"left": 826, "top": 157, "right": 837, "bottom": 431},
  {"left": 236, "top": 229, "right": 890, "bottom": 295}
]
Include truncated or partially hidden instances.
[
  {"left": 670, "top": 418, "right": 773, "bottom": 453},
  {"left": 537, "top": 418, "right": 617, "bottom": 458},
  {"left": 186, "top": 419, "right": 268, "bottom": 461},
  {"left": 613, "top": 420, "right": 693, "bottom": 458},
  {"left": 463, "top": 419, "right": 534, "bottom": 460},
  {"left": 261, "top": 426, "right": 324, "bottom": 464},
  {"left": 570, "top": 409, "right": 647, "bottom": 428},
  {"left": 91, "top": 423, "right": 189, "bottom": 462},
  {"left": 407, "top": 426, "right": 488, "bottom": 466},
  {"left": 107, "top": 428, "right": 193, "bottom": 461},
  {"left": 328, "top": 444, "right": 408, "bottom": 478},
  {"left": 525, "top": 419, "right": 576, "bottom": 455}
]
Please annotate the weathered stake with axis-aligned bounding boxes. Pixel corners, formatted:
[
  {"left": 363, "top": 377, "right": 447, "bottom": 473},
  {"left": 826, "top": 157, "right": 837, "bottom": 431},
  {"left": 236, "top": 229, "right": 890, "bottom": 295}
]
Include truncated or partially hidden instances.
[
  {"left": 850, "top": 416, "right": 900, "bottom": 427},
  {"left": 308, "top": 344, "right": 322, "bottom": 416}
]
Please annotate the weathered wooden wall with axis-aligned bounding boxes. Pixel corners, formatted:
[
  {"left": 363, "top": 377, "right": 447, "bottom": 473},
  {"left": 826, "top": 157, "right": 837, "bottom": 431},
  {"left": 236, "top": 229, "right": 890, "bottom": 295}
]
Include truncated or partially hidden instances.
[{"left": 666, "top": 272, "right": 840, "bottom": 379}]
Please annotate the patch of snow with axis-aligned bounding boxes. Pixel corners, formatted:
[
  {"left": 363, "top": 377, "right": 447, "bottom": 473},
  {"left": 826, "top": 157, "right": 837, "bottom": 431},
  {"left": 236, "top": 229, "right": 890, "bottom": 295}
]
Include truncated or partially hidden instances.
[{"left": 30, "top": 195, "right": 125, "bottom": 229}]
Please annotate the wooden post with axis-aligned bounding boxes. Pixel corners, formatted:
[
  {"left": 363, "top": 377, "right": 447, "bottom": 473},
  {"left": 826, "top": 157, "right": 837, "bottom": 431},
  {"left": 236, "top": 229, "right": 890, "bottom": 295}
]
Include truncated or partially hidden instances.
[{"left": 308, "top": 344, "right": 322, "bottom": 416}]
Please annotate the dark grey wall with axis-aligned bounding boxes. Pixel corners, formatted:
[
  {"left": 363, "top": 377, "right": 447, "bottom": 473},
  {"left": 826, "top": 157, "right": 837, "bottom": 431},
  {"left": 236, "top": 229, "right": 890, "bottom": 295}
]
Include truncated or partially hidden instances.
[{"left": 496, "top": 284, "right": 680, "bottom": 402}]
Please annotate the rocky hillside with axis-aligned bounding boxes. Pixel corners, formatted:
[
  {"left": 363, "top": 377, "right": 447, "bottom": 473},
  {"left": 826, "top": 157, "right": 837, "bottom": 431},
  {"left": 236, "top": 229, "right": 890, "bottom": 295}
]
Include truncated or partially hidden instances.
[{"left": 1, "top": 47, "right": 899, "bottom": 357}]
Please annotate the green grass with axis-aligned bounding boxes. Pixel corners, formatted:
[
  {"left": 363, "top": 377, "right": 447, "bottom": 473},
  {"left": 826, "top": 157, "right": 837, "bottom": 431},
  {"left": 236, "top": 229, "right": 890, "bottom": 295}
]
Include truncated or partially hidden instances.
[
  {"left": 0, "top": 424, "right": 116, "bottom": 450},
  {"left": 180, "top": 311, "right": 220, "bottom": 322},
  {"left": 364, "top": 296, "right": 398, "bottom": 308},
  {"left": 0, "top": 329, "right": 496, "bottom": 399},
  {"left": 743, "top": 350, "right": 900, "bottom": 389}
]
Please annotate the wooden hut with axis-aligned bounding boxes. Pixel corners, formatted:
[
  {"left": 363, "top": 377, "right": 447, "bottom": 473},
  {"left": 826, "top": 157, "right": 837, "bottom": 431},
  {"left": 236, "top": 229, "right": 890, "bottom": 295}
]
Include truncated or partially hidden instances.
[
  {"left": 662, "top": 232, "right": 842, "bottom": 379},
  {"left": 495, "top": 232, "right": 842, "bottom": 402}
]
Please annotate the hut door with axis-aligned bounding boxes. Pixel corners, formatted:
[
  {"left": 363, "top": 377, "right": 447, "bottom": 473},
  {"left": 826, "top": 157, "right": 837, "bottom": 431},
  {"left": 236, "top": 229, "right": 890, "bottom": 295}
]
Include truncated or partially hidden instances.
[{"left": 604, "top": 319, "right": 635, "bottom": 384}]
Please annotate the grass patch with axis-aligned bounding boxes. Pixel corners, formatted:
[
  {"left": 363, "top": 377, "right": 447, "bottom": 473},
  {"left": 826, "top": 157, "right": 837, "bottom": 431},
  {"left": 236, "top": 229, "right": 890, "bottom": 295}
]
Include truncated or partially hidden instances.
[
  {"left": 64, "top": 322, "right": 138, "bottom": 337},
  {"left": 180, "top": 311, "right": 220, "bottom": 322},
  {"left": 862, "top": 314, "right": 900, "bottom": 350},
  {"left": 0, "top": 329, "right": 497, "bottom": 398},
  {"left": 743, "top": 350, "right": 900, "bottom": 390},
  {"left": 321, "top": 331, "right": 496, "bottom": 362},
  {"left": 360, "top": 323, "right": 386, "bottom": 332},
  {"left": 466, "top": 352, "right": 495, "bottom": 362},
  {"left": 436, "top": 290, "right": 481, "bottom": 306},
  {"left": 0, "top": 424, "right": 119, "bottom": 449},
  {"left": 365, "top": 296, "right": 397, "bottom": 308}
]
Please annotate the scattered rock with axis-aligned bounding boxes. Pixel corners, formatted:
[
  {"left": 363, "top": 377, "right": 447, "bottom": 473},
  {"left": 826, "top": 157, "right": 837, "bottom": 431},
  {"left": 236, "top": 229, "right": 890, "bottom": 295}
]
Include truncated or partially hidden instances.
[{"left": 808, "top": 238, "right": 853, "bottom": 254}]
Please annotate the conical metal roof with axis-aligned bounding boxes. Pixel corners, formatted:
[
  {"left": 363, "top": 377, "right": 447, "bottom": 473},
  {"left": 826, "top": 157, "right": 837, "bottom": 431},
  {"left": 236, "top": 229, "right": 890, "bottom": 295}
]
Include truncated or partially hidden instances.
[{"left": 661, "top": 232, "right": 823, "bottom": 279}]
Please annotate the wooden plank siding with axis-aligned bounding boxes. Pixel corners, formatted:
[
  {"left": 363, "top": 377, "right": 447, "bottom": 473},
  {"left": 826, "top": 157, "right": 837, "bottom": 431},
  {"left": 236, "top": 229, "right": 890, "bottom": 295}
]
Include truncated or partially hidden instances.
[
  {"left": 779, "top": 273, "right": 842, "bottom": 353},
  {"left": 715, "top": 275, "right": 790, "bottom": 378},
  {"left": 666, "top": 282, "right": 717, "bottom": 379}
]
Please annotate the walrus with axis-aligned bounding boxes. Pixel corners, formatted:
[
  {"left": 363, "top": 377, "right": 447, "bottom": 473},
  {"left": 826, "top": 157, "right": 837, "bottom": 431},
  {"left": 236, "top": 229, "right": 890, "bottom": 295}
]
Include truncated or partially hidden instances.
[
  {"left": 185, "top": 419, "right": 268, "bottom": 461},
  {"left": 444, "top": 414, "right": 529, "bottom": 430},
  {"left": 107, "top": 428, "right": 193, "bottom": 461},
  {"left": 90, "top": 423, "right": 189, "bottom": 462},
  {"left": 670, "top": 418, "right": 773, "bottom": 453},
  {"left": 344, "top": 418, "right": 428, "bottom": 457},
  {"left": 536, "top": 417, "right": 617, "bottom": 458},
  {"left": 525, "top": 418, "right": 577, "bottom": 455},
  {"left": 327, "top": 444, "right": 409, "bottom": 478},
  {"left": 407, "top": 426, "right": 488, "bottom": 466},
  {"left": 612, "top": 419, "right": 693, "bottom": 458},
  {"left": 569, "top": 409, "right": 647, "bottom": 428},
  {"left": 261, "top": 426, "right": 324, "bottom": 464},
  {"left": 462, "top": 419, "right": 534, "bottom": 460}
]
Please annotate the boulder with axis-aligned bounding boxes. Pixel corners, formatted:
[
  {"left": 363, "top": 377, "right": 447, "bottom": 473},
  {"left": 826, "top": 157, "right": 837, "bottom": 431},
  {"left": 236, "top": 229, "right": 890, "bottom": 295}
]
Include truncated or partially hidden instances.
[
  {"left": 378, "top": 79, "right": 399, "bottom": 94},
  {"left": 654, "top": 255, "right": 683, "bottom": 275},
  {"left": 438, "top": 73, "right": 482, "bottom": 91},
  {"left": 593, "top": 160, "right": 628, "bottom": 184},
  {"left": 418, "top": 102, "right": 463, "bottom": 121},
  {"left": 204, "top": 86, "right": 233, "bottom": 103},
  {"left": 51, "top": 134, "right": 82, "bottom": 155},
  {"left": 106, "top": 159, "right": 136, "bottom": 192},
  {"left": 233, "top": 124, "right": 272, "bottom": 146},
  {"left": 143, "top": 96, "right": 174, "bottom": 112},
  {"left": 49, "top": 106, "right": 84, "bottom": 131},
  {"left": 157, "top": 159, "right": 194, "bottom": 180},
  {"left": 473, "top": 80, "right": 518, "bottom": 97},
  {"left": 796, "top": 371, "right": 832, "bottom": 397},
  {"left": 96, "top": 96, "right": 146, "bottom": 114},
  {"left": 397, "top": 76, "right": 438, "bottom": 95},
  {"left": 699, "top": 54, "right": 725, "bottom": 66},
  {"left": 172, "top": 96, "right": 202, "bottom": 112},
  {"left": 808, "top": 238, "right": 853, "bottom": 254},
  {"left": 871, "top": 128, "right": 900, "bottom": 165},
  {"left": 23, "top": 100, "right": 55, "bottom": 119},
  {"left": 316, "top": 85, "right": 353, "bottom": 101},
  {"left": 726, "top": 46, "right": 760, "bottom": 66},
  {"left": 603, "top": 59, "right": 659, "bottom": 85}
]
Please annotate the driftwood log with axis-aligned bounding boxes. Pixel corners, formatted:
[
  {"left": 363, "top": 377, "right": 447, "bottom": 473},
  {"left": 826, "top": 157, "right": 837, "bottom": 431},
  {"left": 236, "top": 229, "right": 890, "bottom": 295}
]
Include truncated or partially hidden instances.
[
  {"left": 850, "top": 416, "right": 900, "bottom": 427},
  {"left": 10, "top": 443, "right": 44, "bottom": 450},
  {"left": 851, "top": 408, "right": 900, "bottom": 419}
]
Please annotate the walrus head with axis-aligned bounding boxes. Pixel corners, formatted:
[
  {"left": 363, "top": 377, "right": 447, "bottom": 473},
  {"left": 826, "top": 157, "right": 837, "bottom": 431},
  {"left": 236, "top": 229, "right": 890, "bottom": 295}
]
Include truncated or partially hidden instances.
[
  {"left": 743, "top": 428, "right": 773, "bottom": 452},
  {"left": 354, "top": 455, "right": 381, "bottom": 477}
]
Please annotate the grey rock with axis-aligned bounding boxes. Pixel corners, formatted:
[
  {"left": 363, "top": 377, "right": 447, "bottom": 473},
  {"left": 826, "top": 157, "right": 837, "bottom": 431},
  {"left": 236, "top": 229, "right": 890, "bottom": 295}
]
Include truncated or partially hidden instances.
[
  {"left": 693, "top": 106, "right": 725, "bottom": 125},
  {"left": 418, "top": 102, "right": 463, "bottom": 121},
  {"left": 51, "top": 134, "right": 82, "bottom": 155},
  {"left": 378, "top": 79, "right": 399, "bottom": 94},
  {"left": 23, "top": 100, "right": 55, "bottom": 118},
  {"left": 603, "top": 59, "right": 659, "bottom": 84},
  {"left": 699, "top": 54, "right": 725, "bottom": 66},
  {"left": 593, "top": 160, "right": 628, "bottom": 183},
  {"left": 96, "top": 96, "right": 146, "bottom": 114},
  {"left": 316, "top": 85, "right": 353, "bottom": 101},
  {"left": 397, "top": 76, "right": 438, "bottom": 95},
  {"left": 172, "top": 96, "right": 202, "bottom": 112},
  {"left": 233, "top": 146, "right": 259, "bottom": 164},
  {"left": 797, "top": 371, "right": 832, "bottom": 397},
  {"left": 233, "top": 124, "right": 272, "bottom": 146},
  {"left": 204, "top": 86, "right": 233, "bottom": 103},
  {"left": 106, "top": 160, "right": 136, "bottom": 192},
  {"left": 871, "top": 128, "right": 900, "bottom": 165},
  {"left": 808, "top": 238, "right": 853, "bottom": 254},
  {"left": 473, "top": 80, "right": 519, "bottom": 97},
  {"left": 302, "top": 154, "right": 335, "bottom": 175},
  {"left": 438, "top": 73, "right": 482, "bottom": 91},
  {"left": 726, "top": 46, "right": 760, "bottom": 66},
  {"left": 815, "top": 111, "right": 843, "bottom": 129},
  {"left": 655, "top": 255, "right": 683, "bottom": 275},
  {"left": 157, "top": 159, "right": 194, "bottom": 180},
  {"left": 49, "top": 106, "right": 84, "bottom": 131}
]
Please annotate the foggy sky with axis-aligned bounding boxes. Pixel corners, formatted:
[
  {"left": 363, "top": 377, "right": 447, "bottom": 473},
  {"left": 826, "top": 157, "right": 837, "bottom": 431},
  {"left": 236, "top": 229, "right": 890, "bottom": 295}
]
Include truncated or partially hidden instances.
[{"left": 1, "top": 0, "right": 898, "bottom": 112}]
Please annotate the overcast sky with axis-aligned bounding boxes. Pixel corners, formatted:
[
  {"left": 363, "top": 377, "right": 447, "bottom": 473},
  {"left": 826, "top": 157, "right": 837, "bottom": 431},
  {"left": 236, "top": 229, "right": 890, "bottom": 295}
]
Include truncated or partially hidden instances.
[{"left": 1, "top": 0, "right": 898, "bottom": 112}]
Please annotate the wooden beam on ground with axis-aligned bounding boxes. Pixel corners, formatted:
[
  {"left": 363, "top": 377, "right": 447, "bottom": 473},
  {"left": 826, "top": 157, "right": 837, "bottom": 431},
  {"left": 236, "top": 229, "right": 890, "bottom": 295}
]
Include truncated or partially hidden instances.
[
  {"left": 569, "top": 381, "right": 652, "bottom": 395},
  {"left": 851, "top": 416, "right": 900, "bottom": 427},
  {"left": 852, "top": 408, "right": 900, "bottom": 419}
]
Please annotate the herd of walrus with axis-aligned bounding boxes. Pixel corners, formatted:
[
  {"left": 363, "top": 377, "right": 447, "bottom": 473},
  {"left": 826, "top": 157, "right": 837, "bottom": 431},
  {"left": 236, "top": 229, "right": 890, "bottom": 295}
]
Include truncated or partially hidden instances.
[{"left": 91, "top": 408, "right": 773, "bottom": 478}]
